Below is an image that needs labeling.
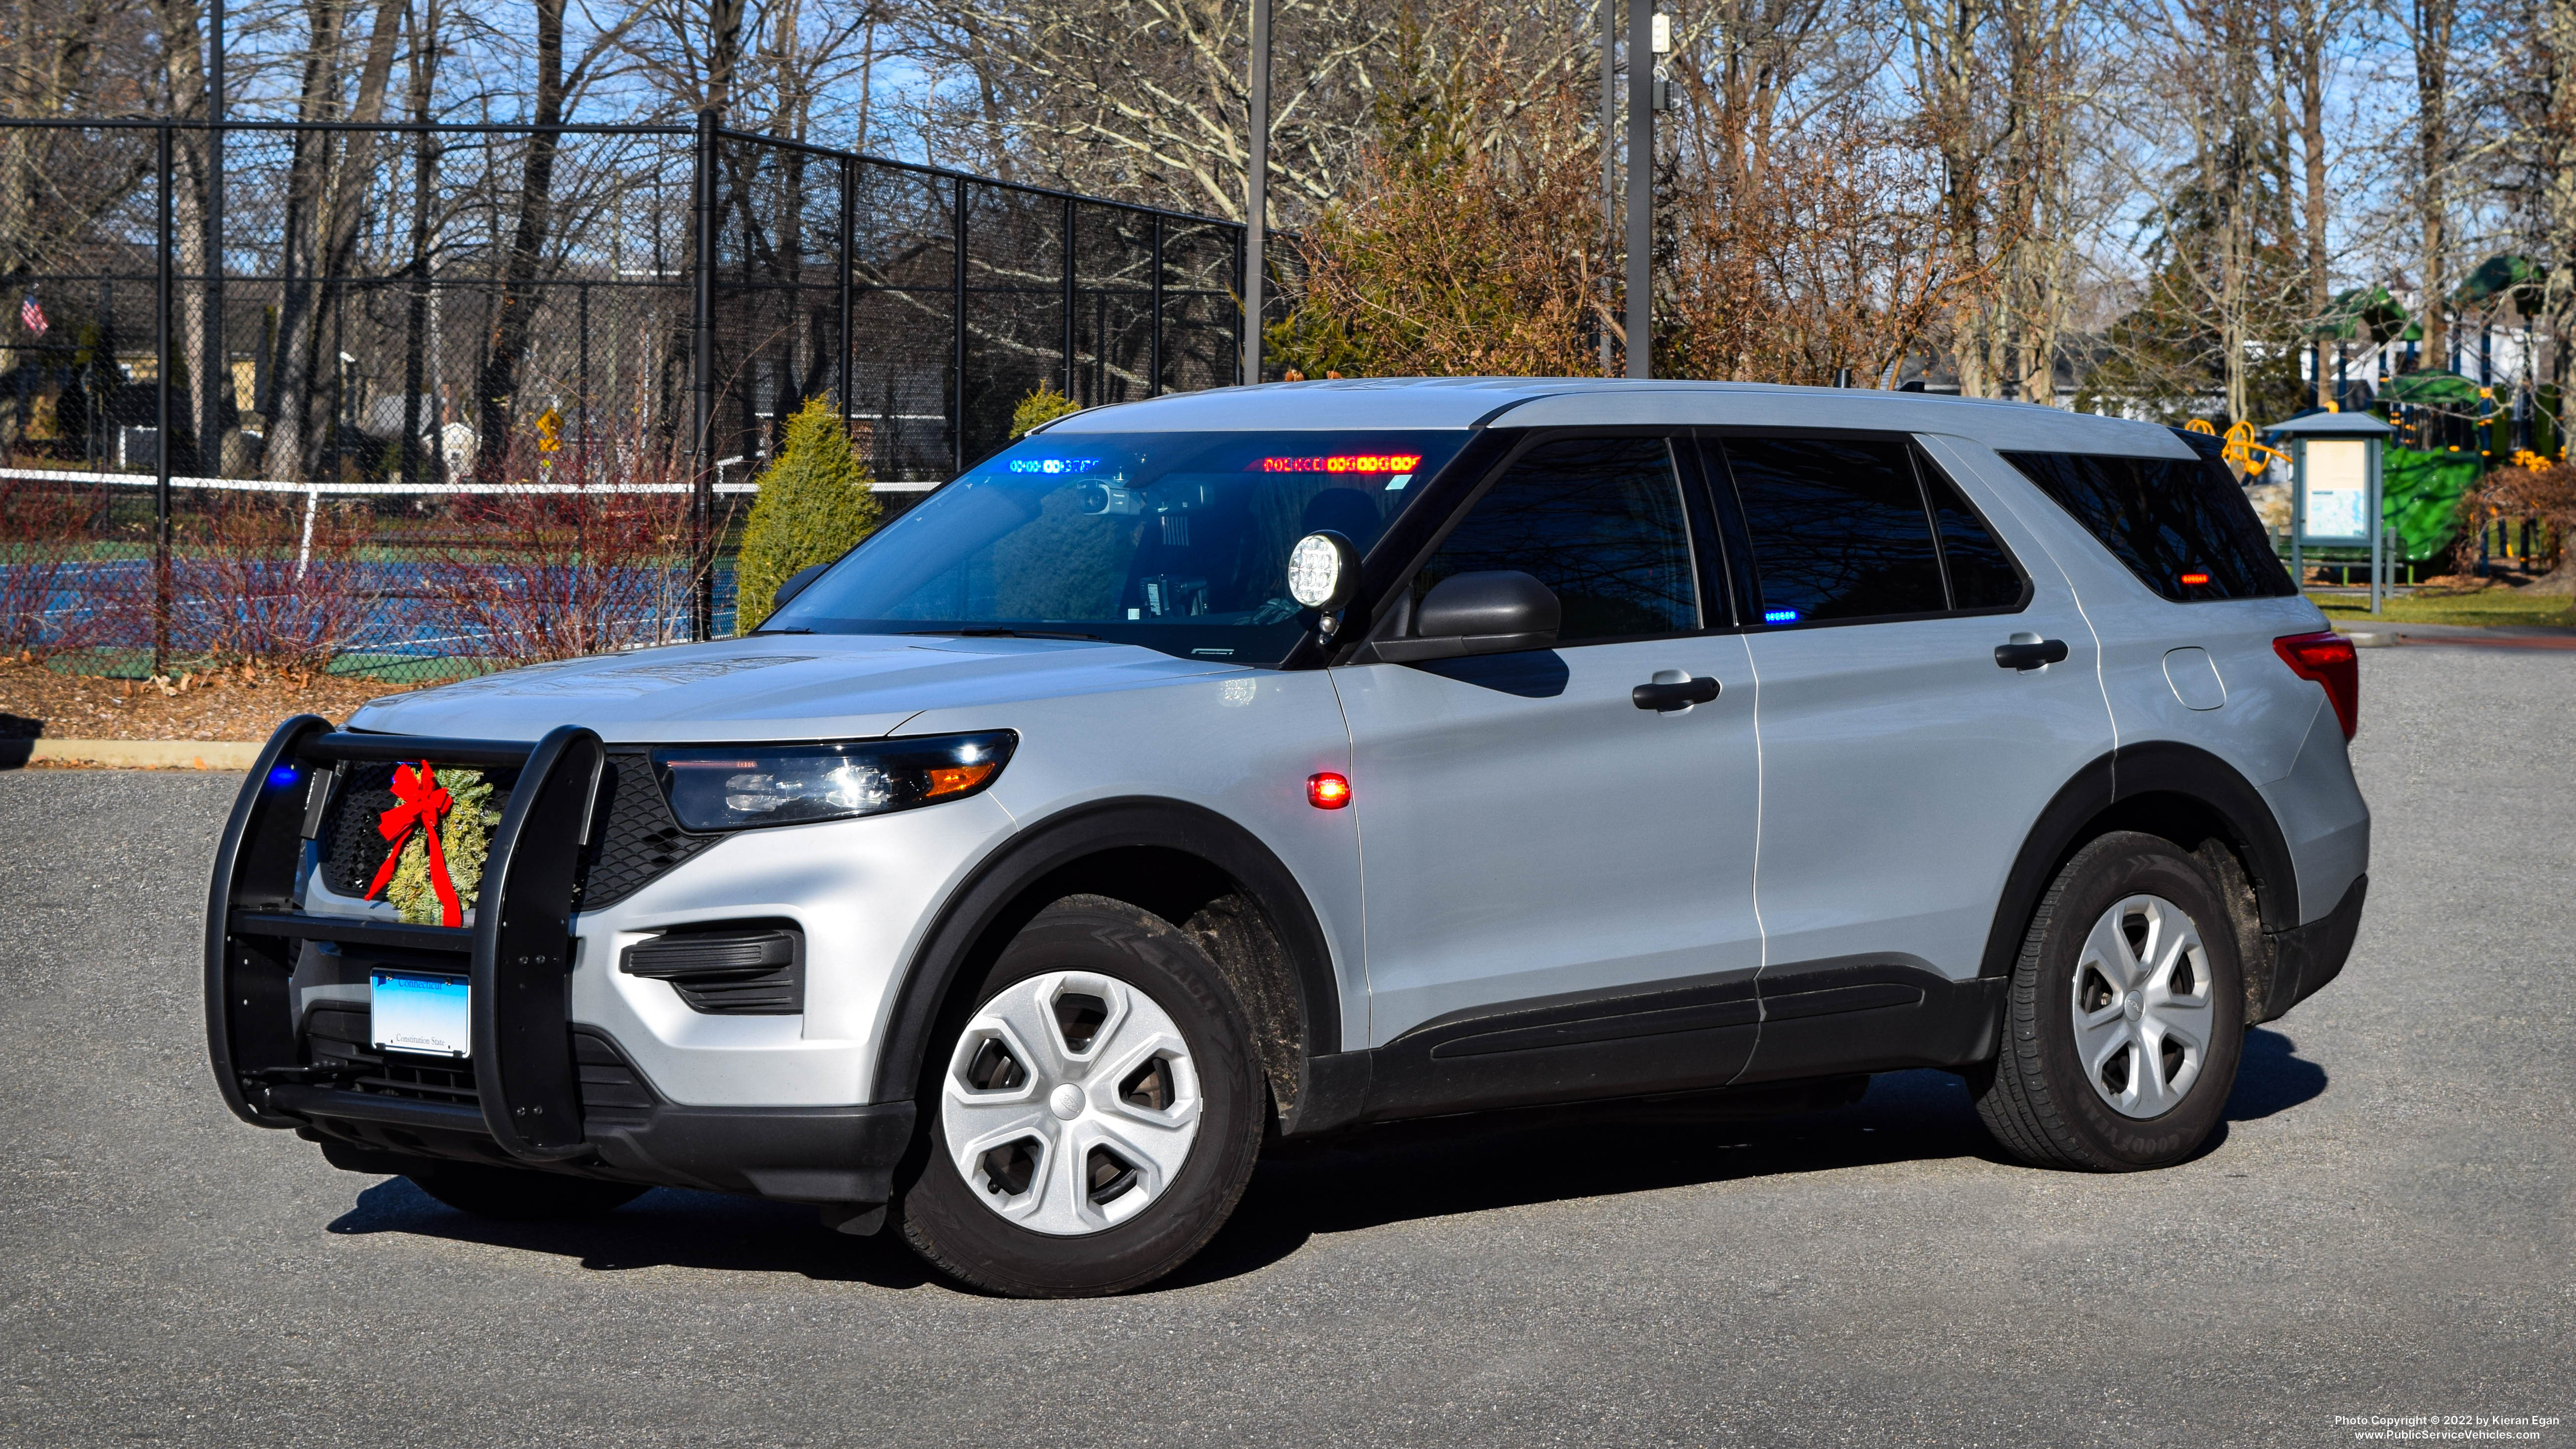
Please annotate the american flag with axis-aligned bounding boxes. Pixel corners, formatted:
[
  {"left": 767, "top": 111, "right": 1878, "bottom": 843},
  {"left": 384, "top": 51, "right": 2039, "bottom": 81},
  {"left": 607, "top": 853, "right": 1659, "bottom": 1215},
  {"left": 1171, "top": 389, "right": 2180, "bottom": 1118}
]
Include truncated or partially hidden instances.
[{"left": 19, "top": 294, "right": 45, "bottom": 338}]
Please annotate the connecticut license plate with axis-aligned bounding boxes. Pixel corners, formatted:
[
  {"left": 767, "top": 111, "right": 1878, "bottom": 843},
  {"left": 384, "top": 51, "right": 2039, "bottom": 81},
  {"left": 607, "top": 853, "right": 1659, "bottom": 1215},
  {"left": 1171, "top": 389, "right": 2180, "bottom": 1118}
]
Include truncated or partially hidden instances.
[{"left": 371, "top": 970, "right": 469, "bottom": 1057}]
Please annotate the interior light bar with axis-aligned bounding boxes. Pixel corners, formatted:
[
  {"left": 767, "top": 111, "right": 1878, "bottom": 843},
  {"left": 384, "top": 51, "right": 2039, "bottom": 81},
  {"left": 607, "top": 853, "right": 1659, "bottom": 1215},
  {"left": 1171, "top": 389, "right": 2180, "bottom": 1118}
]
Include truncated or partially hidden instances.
[{"left": 1254, "top": 454, "right": 1423, "bottom": 474}]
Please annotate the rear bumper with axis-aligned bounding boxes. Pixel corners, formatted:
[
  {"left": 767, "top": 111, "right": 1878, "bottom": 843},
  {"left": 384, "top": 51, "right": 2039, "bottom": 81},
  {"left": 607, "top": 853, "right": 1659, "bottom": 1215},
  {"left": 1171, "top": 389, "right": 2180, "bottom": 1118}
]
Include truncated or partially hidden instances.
[
  {"left": 2253, "top": 873, "right": 2365, "bottom": 1024},
  {"left": 287, "top": 1087, "right": 917, "bottom": 1203}
]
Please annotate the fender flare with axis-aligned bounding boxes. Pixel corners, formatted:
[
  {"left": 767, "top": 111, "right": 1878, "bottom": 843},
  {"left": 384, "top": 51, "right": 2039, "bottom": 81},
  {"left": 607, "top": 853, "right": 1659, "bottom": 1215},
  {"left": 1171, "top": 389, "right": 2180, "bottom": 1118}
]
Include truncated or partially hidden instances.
[
  {"left": 868, "top": 796, "right": 1345, "bottom": 1111},
  {"left": 1979, "top": 740, "right": 2299, "bottom": 980}
]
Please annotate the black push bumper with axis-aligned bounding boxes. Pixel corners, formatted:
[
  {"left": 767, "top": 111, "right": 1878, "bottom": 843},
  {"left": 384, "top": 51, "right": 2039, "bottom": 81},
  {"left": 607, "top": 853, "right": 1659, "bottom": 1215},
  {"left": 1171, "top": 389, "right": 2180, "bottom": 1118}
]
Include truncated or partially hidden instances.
[
  {"left": 206, "top": 717, "right": 914, "bottom": 1205},
  {"left": 2252, "top": 874, "right": 2366, "bottom": 1024}
]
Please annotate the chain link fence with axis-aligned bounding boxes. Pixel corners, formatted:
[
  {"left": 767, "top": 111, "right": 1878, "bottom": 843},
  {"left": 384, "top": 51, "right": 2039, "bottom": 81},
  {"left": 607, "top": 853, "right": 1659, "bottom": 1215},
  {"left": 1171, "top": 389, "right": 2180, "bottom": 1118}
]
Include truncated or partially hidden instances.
[{"left": 0, "top": 117, "right": 1275, "bottom": 682}]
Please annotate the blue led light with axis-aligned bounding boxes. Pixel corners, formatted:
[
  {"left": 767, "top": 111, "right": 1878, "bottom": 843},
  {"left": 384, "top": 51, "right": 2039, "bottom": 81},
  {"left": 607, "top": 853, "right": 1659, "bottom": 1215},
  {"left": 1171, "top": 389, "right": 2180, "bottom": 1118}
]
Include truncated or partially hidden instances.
[
  {"left": 266, "top": 764, "right": 301, "bottom": 789},
  {"left": 1004, "top": 457, "right": 1102, "bottom": 475},
  {"left": 1763, "top": 609, "right": 1801, "bottom": 624}
]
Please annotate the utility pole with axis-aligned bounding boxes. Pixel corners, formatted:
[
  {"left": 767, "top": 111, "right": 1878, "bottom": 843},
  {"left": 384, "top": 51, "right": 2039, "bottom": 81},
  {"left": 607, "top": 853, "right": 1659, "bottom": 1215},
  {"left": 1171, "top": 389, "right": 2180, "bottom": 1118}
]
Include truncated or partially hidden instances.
[
  {"left": 1242, "top": 0, "right": 1271, "bottom": 386},
  {"left": 1600, "top": 0, "right": 1616, "bottom": 376},
  {"left": 1624, "top": 1, "right": 1653, "bottom": 378}
]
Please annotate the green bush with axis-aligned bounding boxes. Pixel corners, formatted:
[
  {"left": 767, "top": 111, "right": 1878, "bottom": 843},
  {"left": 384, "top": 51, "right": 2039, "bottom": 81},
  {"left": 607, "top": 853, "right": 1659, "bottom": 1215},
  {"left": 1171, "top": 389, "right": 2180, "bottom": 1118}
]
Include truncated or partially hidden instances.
[
  {"left": 734, "top": 396, "right": 880, "bottom": 634},
  {"left": 1009, "top": 383, "right": 1082, "bottom": 440}
]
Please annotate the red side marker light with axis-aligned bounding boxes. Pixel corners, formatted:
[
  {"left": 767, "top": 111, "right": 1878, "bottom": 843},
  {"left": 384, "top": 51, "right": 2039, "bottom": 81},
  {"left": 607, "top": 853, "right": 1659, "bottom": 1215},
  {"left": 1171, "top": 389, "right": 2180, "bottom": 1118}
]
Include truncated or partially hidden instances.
[
  {"left": 2178, "top": 571, "right": 2211, "bottom": 587},
  {"left": 2273, "top": 631, "right": 2359, "bottom": 740},
  {"left": 1306, "top": 772, "right": 1352, "bottom": 809}
]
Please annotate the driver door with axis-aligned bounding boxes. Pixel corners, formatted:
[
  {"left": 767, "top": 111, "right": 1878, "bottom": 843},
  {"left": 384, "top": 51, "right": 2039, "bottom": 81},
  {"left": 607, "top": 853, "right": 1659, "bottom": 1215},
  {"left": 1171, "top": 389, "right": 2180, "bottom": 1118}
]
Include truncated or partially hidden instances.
[{"left": 1330, "top": 434, "right": 1764, "bottom": 1116}]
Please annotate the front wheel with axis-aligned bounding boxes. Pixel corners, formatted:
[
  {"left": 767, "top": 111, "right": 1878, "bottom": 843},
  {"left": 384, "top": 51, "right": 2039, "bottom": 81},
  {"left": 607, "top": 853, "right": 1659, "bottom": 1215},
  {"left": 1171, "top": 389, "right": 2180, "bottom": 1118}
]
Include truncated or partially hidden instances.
[
  {"left": 1975, "top": 832, "right": 2246, "bottom": 1170},
  {"left": 896, "top": 895, "right": 1265, "bottom": 1297}
]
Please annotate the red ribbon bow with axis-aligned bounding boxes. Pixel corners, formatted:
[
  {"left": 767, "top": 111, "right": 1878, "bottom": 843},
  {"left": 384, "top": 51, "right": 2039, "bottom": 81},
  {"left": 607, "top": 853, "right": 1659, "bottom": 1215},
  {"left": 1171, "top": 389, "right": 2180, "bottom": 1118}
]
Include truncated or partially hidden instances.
[{"left": 365, "top": 760, "right": 463, "bottom": 927}]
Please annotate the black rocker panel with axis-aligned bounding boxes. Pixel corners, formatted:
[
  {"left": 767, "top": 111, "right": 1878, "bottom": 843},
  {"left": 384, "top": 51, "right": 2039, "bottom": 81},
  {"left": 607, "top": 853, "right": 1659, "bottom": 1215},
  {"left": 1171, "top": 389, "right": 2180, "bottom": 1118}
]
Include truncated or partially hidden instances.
[{"left": 1734, "top": 957, "right": 2004, "bottom": 1085}]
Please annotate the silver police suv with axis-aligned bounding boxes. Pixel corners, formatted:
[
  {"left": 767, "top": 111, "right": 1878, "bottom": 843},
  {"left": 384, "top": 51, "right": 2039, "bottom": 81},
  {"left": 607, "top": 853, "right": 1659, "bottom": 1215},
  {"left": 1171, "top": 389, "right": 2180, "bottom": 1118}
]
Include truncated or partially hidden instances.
[{"left": 207, "top": 379, "right": 2368, "bottom": 1296}]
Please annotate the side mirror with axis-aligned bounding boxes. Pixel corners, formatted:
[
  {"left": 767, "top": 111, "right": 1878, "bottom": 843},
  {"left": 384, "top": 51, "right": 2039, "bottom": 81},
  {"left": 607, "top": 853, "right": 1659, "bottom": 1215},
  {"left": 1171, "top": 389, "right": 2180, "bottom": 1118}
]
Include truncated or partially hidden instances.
[
  {"left": 772, "top": 561, "right": 831, "bottom": 612},
  {"left": 1370, "top": 571, "right": 1560, "bottom": 662},
  {"left": 1286, "top": 530, "right": 1361, "bottom": 612}
]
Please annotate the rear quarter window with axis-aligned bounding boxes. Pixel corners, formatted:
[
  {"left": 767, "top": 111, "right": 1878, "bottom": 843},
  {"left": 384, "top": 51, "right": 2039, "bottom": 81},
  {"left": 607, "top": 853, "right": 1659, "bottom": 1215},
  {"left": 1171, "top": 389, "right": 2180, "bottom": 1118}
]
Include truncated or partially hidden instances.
[{"left": 1998, "top": 440, "right": 2295, "bottom": 602}]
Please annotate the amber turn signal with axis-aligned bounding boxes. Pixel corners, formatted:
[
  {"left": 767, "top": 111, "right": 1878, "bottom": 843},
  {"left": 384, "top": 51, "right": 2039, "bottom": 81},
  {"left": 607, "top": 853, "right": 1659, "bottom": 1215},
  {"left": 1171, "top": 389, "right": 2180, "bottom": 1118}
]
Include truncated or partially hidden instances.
[
  {"left": 1306, "top": 772, "right": 1352, "bottom": 809},
  {"left": 925, "top": 762, "right": 998, "bottom": 797}
]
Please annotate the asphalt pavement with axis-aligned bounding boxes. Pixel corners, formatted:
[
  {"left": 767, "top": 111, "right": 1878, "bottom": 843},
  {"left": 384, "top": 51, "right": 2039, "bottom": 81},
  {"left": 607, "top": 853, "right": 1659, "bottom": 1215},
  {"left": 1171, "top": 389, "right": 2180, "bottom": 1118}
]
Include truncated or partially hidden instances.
[{"left": 0, "top": 645, "right": 2569, "bottom": 1448}]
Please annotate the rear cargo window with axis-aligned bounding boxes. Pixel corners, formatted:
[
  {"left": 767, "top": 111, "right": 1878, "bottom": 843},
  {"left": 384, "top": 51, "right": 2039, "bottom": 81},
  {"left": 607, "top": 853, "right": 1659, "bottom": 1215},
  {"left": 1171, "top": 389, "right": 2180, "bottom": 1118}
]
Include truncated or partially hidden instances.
[{"left": 1999, "top": 444, "right": 2295, "bottom": 602}]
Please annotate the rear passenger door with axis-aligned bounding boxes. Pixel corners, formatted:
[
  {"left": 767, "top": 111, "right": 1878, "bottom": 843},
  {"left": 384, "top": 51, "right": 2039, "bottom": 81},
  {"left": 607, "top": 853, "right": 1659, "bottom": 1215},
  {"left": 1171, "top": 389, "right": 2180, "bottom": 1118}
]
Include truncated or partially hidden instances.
[{"left": 1705, "top": 432, "right": 2117, "bottom": 1082}]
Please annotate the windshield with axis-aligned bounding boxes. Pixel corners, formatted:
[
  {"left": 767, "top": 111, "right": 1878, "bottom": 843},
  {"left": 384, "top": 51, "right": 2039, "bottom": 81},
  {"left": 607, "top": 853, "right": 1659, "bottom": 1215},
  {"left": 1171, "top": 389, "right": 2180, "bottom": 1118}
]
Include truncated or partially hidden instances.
[{"left": 762, "top": 429, "right": 1470, "bottom": 662}]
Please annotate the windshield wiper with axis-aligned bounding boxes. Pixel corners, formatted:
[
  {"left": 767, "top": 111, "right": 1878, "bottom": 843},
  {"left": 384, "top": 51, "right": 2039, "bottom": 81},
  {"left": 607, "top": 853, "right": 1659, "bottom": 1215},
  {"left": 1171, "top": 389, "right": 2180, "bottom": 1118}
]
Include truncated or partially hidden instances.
[
  {"left": 750, "top": 627, "right": 813, "bottom": 635},
  {"left": 903, "top": 627, "right": 1101, "bottom": 642}
]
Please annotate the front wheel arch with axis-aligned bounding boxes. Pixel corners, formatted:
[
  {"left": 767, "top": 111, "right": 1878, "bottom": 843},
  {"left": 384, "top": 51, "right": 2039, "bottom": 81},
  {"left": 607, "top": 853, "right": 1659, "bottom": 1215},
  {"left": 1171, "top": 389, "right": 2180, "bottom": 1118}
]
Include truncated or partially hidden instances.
[{"left": 871, "top": 798, "right": 1343, "bottom": 1131}]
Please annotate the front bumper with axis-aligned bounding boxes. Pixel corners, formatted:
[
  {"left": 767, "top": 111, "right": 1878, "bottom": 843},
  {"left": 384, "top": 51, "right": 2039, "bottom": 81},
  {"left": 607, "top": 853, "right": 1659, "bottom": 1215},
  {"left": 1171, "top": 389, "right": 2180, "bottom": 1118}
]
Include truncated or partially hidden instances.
[
  {"left": 287, "top": 1084, "right": 915, "bottom": 1201},
  {"left": 207, "top": 718, "right": 924, "bottom": 1205}
]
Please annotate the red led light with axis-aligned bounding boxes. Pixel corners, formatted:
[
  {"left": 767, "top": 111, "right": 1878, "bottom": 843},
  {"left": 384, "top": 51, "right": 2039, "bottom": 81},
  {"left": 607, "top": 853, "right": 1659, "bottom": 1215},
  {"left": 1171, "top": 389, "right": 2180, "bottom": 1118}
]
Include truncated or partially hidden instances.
[
  {"left": 1306, "top": 772, "right": 1352, "bottom": 809},
  {"left": 2178, "top": 571, "right": 2211, "bottom": 587},
  {"left": 1255, "top": 454, "right": 1423, "bottom": 475}
]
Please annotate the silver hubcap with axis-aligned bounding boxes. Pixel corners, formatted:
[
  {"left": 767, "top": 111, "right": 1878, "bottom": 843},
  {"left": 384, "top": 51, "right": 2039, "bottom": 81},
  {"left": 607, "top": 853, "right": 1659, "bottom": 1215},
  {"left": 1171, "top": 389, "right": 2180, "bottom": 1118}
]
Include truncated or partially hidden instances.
[
  {"left": 941, "top": 970, "right": 1203, "bottom": 1236},
  {"left": 2071, "top": 894, "right": 2215, "bottom": 1119}
]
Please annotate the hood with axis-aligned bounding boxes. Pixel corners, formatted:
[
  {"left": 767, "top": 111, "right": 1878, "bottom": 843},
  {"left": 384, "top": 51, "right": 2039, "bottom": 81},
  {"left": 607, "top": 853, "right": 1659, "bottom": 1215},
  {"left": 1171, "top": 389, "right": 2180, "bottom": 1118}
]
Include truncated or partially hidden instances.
[{"left": 345, "top": 633, "right": 1248, "bottom": 744}]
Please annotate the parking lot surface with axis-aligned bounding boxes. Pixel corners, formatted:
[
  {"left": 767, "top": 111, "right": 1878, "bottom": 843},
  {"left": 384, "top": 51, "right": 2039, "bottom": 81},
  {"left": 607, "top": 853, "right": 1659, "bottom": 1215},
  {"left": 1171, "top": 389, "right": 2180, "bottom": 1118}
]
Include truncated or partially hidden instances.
[{"left": 1, "top": 645, "right": 2568, "bottom": 1448}]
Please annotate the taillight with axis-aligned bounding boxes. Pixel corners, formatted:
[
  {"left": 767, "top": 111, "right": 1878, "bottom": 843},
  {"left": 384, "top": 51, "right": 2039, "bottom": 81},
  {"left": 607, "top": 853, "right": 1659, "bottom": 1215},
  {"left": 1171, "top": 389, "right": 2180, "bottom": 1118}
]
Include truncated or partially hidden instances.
[{"left": 2274, "top": 632, "right": 2359, "bottom": 739}]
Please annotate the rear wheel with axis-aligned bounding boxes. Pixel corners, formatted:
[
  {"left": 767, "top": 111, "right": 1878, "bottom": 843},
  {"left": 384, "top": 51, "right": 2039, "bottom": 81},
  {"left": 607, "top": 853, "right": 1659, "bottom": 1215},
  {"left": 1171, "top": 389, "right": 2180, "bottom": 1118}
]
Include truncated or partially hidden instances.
[
  {"left": 407, "top": 1162, "right": 649, "bottom": 1220},
  {"left": 1975, "top": 832, "right": 2246, "bottom": 1171},
  {"left": 897, "top": 895, "right": 1264, "bottom": 1297}
]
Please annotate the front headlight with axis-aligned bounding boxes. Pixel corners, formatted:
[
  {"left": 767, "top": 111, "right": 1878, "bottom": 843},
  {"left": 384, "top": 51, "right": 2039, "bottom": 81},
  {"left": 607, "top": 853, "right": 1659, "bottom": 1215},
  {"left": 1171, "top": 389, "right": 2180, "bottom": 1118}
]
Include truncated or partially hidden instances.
[{"left": 653, "top": 731, "right": 1018, "bottom": 832}]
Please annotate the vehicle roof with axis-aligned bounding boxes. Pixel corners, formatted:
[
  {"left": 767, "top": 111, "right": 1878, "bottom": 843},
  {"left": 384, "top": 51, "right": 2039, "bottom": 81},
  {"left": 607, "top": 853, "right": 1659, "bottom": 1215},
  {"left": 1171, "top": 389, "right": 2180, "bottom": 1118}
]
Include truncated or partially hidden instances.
[{"left": 1044, "top": 377, "right": 2196, "bottom": 458}]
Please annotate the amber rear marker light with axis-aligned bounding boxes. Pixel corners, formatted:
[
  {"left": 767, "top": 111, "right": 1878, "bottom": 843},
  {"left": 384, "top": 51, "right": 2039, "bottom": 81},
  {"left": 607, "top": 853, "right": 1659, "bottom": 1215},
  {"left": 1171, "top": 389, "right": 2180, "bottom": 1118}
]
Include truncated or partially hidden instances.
[{"left": 1306, "top": 772, "right": 1352, "bottom": 809}]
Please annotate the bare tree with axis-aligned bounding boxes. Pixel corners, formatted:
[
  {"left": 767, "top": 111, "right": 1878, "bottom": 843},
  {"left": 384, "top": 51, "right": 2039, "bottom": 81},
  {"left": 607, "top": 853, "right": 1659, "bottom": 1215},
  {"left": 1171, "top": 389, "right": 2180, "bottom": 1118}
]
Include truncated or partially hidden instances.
[
  {"left": 2411, "top": 0, "right": 2457, "bottom": 370},
  {"left": 2534, "top": 0, "right": 2575, "bottom": 440}
]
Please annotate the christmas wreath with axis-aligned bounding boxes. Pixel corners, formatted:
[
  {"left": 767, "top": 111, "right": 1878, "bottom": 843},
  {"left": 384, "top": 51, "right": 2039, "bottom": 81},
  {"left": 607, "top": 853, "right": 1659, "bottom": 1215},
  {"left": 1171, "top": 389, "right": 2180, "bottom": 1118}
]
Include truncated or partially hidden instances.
[{"left": 363, "top": 761, "right": 499, "bottom": 927}]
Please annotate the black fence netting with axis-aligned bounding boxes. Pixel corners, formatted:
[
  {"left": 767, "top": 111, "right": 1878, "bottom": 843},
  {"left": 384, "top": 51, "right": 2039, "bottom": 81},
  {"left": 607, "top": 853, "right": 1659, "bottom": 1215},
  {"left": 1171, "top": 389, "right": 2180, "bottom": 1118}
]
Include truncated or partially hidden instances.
[{"left": 0, "top": 118, "right": 1268, "bottom": 683}]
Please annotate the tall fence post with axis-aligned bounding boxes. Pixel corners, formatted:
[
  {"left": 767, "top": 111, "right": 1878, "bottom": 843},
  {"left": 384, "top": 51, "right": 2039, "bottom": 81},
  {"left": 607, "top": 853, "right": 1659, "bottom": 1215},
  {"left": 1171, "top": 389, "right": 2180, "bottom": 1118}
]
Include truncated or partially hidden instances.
[
  {"left": 838, "top": 154, "right": 854, "bottom": 425},
  {"left": 154, "top": 122, "right": 173, "bottom": 677},
  {"left": 1061, "top": 194, "right": 1075, "bottom": 399},
  {"left": 205, "top": 102, "right": 226, "bottom": 477},
  {"left": 951, "top": 174, "right": 967, "bottom": 477},
  {"left": 1149, "top": 215, "right": 1164, "bottom": 397},
  {"left": 690, "top": 109, "right": 717, "bottom": 643}
]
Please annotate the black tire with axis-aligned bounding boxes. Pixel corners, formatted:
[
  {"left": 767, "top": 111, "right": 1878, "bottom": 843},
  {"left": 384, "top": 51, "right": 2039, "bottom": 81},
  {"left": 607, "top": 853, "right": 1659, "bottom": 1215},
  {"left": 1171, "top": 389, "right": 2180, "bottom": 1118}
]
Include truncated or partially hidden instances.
[
  {"left": 896, "top": 895, "right": 1265, "bottom": 1298},
  {"left": 408, "top": 1163, "right": 649, "bottom": 1220},
  {"left": 1974, "top": 831, "right": 2246, "bottom": 1171}
]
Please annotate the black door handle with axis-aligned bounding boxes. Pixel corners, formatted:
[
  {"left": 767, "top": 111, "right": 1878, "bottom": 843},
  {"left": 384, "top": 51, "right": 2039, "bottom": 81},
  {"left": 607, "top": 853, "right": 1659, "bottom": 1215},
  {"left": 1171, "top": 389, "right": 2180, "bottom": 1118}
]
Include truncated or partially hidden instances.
[
  {"left": 1995, "top": 638, "right": 2070, "bottom": 671},
  {"left": 1633, "top": 677, "right": 1721, "bottom": 711}
]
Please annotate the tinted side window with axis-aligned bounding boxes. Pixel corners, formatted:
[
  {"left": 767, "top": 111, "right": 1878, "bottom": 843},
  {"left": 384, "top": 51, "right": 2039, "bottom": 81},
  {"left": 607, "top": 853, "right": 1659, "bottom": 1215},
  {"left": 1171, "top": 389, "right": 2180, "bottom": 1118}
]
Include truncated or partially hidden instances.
[
  {"left": 1416, "top": 437, "right": 1697, "bottom": 643},
  {"left": 1919, "top": 459, "right": 2026, "bottom": 610},
  {"left": 1999, "top": 449, "right": 2296, "bottom": 601},
  {"left": 1720, "top": 437, "right": 1946, "bottom": 623}
]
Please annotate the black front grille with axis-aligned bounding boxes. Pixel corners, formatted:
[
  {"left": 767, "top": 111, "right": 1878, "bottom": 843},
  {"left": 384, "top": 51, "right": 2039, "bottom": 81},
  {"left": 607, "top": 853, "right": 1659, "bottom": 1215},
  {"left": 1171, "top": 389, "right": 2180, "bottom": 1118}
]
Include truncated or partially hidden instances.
[
  {"left": 621, "top": 923, "right": 804, "bottom": 1014},
  {"left": 304, "top": 1005, "right": 658, "bottom": 1118},
  {"left": 317, "top": 749, "right": 719, "bottom": 910}
]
